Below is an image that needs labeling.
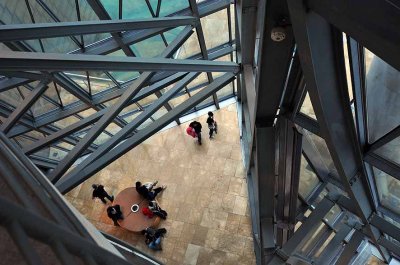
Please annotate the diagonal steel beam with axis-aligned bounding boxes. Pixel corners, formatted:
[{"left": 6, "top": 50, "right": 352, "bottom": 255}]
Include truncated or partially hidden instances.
[
  {"left": 7, "top": 43, "right": 233, "bottom": 138},
  {"left": 0, "top": 51, "right": 239, "bottom": 73},
  {"left": 86, "top": 0, "right": 135, "bottom": 56},
  {"left": 188, "top": 0, "right": 220, "bottom": 108},
  {"left": 0, "top": 77, "right": 31, "bottom": 92},
  {"left": 57, "top": 72, "right": 235, "bottom": 193},
  {"left": 59, "top": 72, "right": 200, "bottom": 184},
  {"left": 48, "top": 26, "right": 194, "bottom": 183},
  {"left": 287, "top": 0, "right": 389, "bottom": 261},
  {"left": 23, "top": 109, "right": 107, "bottom": 155},
  {"left": 0, "top": 17, "right": 197, "bottom": 42},
  {"left": 1, "top": 80, "right": 48, "bottom": 134}
]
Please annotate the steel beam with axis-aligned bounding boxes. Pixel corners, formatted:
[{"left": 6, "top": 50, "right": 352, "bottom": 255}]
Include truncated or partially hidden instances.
[
  {"left": 287, "top": 0, "right": 389, "bottom": 261},
  {"left": 56, "top": 73, "right": 235, "bottom": 193},
  {"left": 86, "top": 0, "right": 135, "bottom": 56},
  {"left": 1, "top": 80, "right": 48, "bottom": 134},
  {"left": 48, "top": 26, "right": 194, "bottom": 183},
  {"left": 308, "top": 0, "right": 400, "bottom": 72},
  {"left": 335, "top": 230, "right": 364, "bottom": 265},
  {"left": 57, "top": 72, "right": 200, "bottom": 188},
  {"left": 188, "top": 0, "right": 220, "bottom": 109},
  {"left": 0, "top": 77, "right": 31, "bottom": 92},
  {"left": 23, "top": 109, "right": 107, "bottom": 155},
  {"left": 0, "top": 51, "right": 239, "bottom": 73},
  {"left": 0, "top": 17, "right": 197, "bottom": 42},
  {"left": 370, "top": 214, "right": 400, "bottom": 243},
  {"left": 315, "top": 223, "right": 353, "bottom": 265}
]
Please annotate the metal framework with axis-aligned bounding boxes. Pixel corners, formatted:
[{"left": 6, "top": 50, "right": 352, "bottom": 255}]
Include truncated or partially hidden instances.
[{"left": 1, "top": 0, "right": 400, "bottom": 264}]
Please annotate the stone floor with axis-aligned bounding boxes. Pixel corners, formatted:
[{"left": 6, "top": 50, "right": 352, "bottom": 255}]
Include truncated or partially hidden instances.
[{"left": 65, "top": 103, "right": 256, "bottom": 265}]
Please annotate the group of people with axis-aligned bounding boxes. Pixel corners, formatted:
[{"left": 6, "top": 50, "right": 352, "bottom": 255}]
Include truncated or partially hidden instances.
[
  {"left": 187, "top": 111, "right": 218, "bottom": 145},
  {"left": 91, "top": 182, "right": 168, "bottom": 251},
  {"left": 92, "top": 184, "right": 124, "bottom": 226}
]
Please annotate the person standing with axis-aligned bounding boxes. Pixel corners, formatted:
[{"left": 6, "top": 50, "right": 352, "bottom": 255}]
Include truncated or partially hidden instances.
[
  {"left": 189, "top": 121, "right": 202, "bottom": 145},
  {"left": 107, "top": 205, "right": 123, "bottom": 226},
  {"left": 142, "top": 227, "right": 167, "bottom": 250},
  {"left": 206, "top": 111, "right": 218, "bottom": 139},
  {"left": 92, "top": 184, "right": 114, "bottom": 204},
  {"left": 135, "top": 181, "right": 166, "bottom": 200}
]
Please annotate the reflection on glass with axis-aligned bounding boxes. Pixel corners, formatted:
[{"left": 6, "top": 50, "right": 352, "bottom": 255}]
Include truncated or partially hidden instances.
[
  {"left": 176, "top": 29, "right": 201, "bottom": 59},
  {"left": 373, "top": 167, "right": 400, "bottom": 214},
  {"left": 0, "top": 87, "right": 23, "bottom": 109},
  {"left": 303, "top": 130, "right": 340, "bottom": 180},
  {"left": 299, "top": 155, "right": 320, "bottom": 199},
  {"left": 131, "top": 35, "right": 166, "bottom": 57},
  {"left": 200, "top": 9, "right": 229, "bottom": 49},
  {"left": 300, "top": 91, "right": 317, "bottom": 120},
  {"left": 365, "top": 48, "right": 400, "bottom": 142},
  {"left": 375, "top": 137, "right": 400, "bottom": 166},
  {"left": 300, "top": 222, "right": 327, "bottom": 254},
  {"left": 342, "top": 33, "right": 353, "bottom": 101}
]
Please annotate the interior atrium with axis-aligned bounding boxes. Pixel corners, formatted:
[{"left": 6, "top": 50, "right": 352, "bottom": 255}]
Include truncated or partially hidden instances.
[{"left": 0, "top": 0, "right": 400, "bottom": 264}]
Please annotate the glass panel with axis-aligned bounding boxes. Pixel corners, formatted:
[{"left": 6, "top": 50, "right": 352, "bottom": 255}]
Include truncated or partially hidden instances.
[
  {"left": 27, "top": 0, "right": 78, "bottom": 53},
  {"left": 122, "top": 0, "right": 152, "bottom": 19},
  {"left": 365, "top": 48, "right": 400, "bottom": 142},
  {"left": 300, "top": 91, "right": 317, "bottom": 120},
  {"left": 65, "top": 72, "right": 90, "bottom": 93},
  {"left": 100, "top": 0, "right": 119, "bottom": 19},
  {"left": 151, "top": 106, "right": 168, "bottom": 120},
  {"left": 169, "top": 93, "right": 189, "bottom": 108},
  {"left": 187, "top": 73, "right": 208, "bottom": 89},
  {"left": 164, "top": 27, "right": 185, "bottom": 45},
  {"left": 104, "top": 123, "right": 121, "bottom": 135},
  {"left": 109, "top": 71, "right": 140, "bottom": 83},
  {"left": 58, "top": 87, "right": 80, "bottom": 106},
  {"left": 138, "top": 94, "right": 158, "bottom": 107},
  {"left": 216, "top": 83, "right": 234, "bottom": 100},
  {"left": 324, "top": 205, "right": 342, "bottom": 225},
  {"left": 87, "top": 71, "right": 115, "bottom": 95},
  {"left": 123, "top": 111, "right": 142, "bottom": 123},
  {"left": 49, "top": 146, "right": 68, "bottom": 161},
  {"left": 159, "top": 0, "right": 189, "bottom": 17},
  {"left": 53, "top": 116, "right": 81, "bottom": 129},
  {"left": 0, "top": 87, "right": 23, "bottom": 108},
  {"left": 342, "top": 34, "right": 353, "bottom": 101},
  {"left": 375, "top": 136, "right": 400, "bottom": 166},
  {"left": 0, "top": 0, "right": 31, "bottom": 24},
  {"left": 176, "top": 29, "right": 201, "bottom": 59},
  {"left": 303, "top": 130, "right": 339, "bottom": 180},
  {"left": 300, "top": 222, "right": 327, "bottom": 254},
  {"left": 131, "top": 35, "right": 166, "bottom": 57},
  {"left": 121, "top": 103, "right": 140, "bottom": 116},
  {"left": 299, "top": 155, "right": 320, "bottom": 199},
  {"left": 373, "top": 167, "right": 400, "bottom": 214},
  {"left": 77, "top": 108, "right": 97, "bottom": 118},
  {"left": 200, "top": 9, "right": 229, "bottom": 49},
  {"left": 137, "top": 118, "right": 152, "bottom": 130},
  {"left": 93, "top": 132, "right": 111, "bottom": 145},
  {"left": 31, "top": 94, "right": 58, "bottom": 117}
]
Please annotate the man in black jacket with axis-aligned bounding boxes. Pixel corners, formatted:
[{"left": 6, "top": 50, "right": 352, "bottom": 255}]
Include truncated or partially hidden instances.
[
  {"left": 92, "top": 184, "right": 114, "bottom": 204},
  {"left": 107, "top": 205, "right": 123, "bottom": 226},
  {"left": 189, "top": 121, "right": 202, "bottom": 145}
]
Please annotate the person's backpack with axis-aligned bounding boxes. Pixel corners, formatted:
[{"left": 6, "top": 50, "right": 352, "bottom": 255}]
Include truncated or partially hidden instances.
[{"left": 186, "top": 126, "right": 197, "bottom": 138}]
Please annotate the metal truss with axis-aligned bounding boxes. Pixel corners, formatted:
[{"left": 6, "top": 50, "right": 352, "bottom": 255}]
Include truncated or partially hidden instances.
[
  {"left": 0, "top": 0, "right": 238, "bottom": 263},
  {"left": 236, "top": 0, "right": 400, "bottom": 264},
  {"left": 3, "top": 0, "right": 400, "bottom": 264}
]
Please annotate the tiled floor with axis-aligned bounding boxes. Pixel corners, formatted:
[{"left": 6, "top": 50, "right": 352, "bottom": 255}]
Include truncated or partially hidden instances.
[{"left": 65, "top": 103, "right": 256, "bottom": 265}]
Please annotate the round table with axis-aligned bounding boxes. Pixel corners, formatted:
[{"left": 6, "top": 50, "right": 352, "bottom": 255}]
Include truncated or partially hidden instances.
[{"left": 113, "top": 187, "right": 160, "bottom": 232}]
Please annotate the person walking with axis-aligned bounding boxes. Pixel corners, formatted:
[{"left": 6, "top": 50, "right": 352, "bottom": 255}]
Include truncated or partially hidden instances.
[
  {"left": 92, "top": 184, "right": 114, "bottom": 204},
  {"left": 206, "top": 111, "right": 218, "bottom": 139},
  {"left": 189, "top": 121, "right": 202, "bottom": 145}
]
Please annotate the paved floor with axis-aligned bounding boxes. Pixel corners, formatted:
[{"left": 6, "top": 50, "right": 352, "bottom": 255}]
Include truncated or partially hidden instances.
[{"left": 66, "top": 103, "right": 256, "bottom": 265}]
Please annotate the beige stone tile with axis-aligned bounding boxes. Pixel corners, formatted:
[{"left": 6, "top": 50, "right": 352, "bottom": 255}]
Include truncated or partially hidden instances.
[
  {"left": 221, "top": 193, "right": 236, "bottom": 213},
  {"left": 168, "top": 220, "right": 185, "bottom": 238},
  {"left": 175, "top": 204, "right": 192, "bottom": 223},
  {"left": 205, "top": 229, "right": 222, "bottom": 249},
  {"left": 179, "top": 223, "right": 197, "bottom": 244},
  {"left": 228, "top": 177, "right": 243, "bottom": 196},
  {"left": 191, "top": 226, "right": 209, "bottom": 246},
  {"left": 170, "top": 241, "right": 187, "bottom": 264},
  {"left": 196, "top": 247, "right": 213, "bottom": 265},
  {"left": 233, "top": 196, "right": 248, "bottom": 215},
  {"left": 183, "top": 244, "right": 201, "bottom": 265},
  {"left": 223, "top": 159, "right": 239, "bottom": 176}
]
